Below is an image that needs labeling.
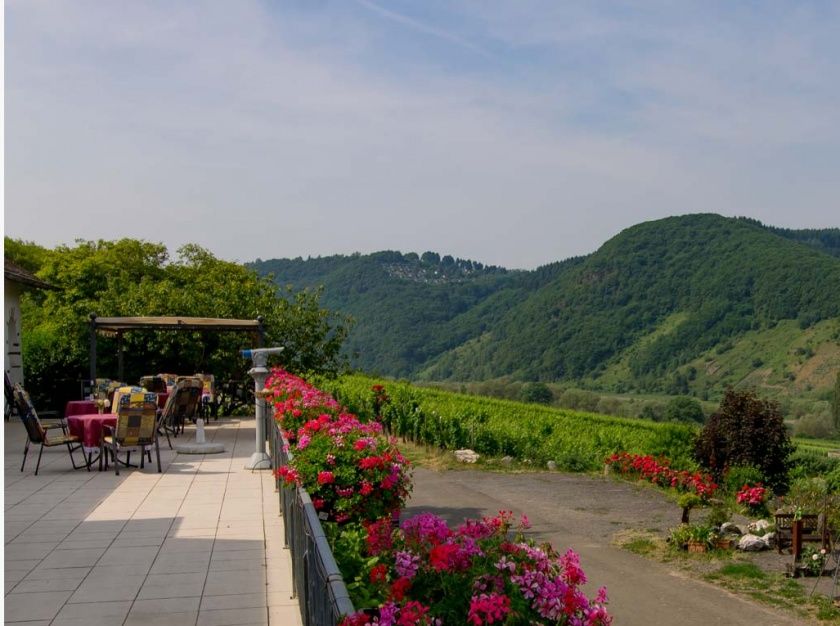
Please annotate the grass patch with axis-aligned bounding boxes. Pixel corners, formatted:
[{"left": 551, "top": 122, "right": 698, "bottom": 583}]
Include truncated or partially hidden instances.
[
  {"left": 704, "top": 562, "right": 840, "bottom": 623},
  {"left": 613, "top": 530, "right": 668, "bottom": 559},
  {"left": 715, "top": 562, "right": 766, "bottom": 580},
  {"left": 623, "top": 537, "right": 657, "bottom": 556},
  {"left": 398, "top": 441, "right": 462, "bottom": 471}
]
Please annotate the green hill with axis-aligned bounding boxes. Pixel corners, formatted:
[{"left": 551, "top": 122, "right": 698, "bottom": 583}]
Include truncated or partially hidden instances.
[
  {"left": 249, "top": 251, "right": 524, "bottom": 377},
  {"left": 250, "top": 214, "right": 840, "bottom": 399}
]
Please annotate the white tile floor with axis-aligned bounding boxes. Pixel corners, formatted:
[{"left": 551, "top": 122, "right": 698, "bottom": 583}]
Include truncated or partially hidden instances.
[{"left": 4, "top": 417, "right": 301, "bottom": 625}]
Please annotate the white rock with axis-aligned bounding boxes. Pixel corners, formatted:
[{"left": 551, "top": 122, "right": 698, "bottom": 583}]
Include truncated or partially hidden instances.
[
  {"left": 547, "top": 461, "right": 557, "bottom": 470},
  {"left": 761, "top": 532, "right": 776, "bottom": 546},
  {"left": 720, "top": 522, "right": 742, "bottom": 536},
  {"left": 738, "top": 534, "right": 769, "bottom": 552},
  {"left": 748, "top": 519, "right": 771, "bottom": 534},
  {"left": 500, "top": 456, "right": 514, "bottom": 466},
  {"left": 454, "top": 449, "right": 480, "bottom": 463}
]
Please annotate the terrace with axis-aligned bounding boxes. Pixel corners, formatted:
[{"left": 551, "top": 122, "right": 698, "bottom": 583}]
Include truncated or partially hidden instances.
[{"left": 4, "top": 416, "right": 301, "bottom": 625}]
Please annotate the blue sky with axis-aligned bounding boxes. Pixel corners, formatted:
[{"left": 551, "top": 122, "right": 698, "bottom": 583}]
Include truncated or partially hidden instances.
[{"left": 5, "top": 1, "right": 839, "bottom": 268}]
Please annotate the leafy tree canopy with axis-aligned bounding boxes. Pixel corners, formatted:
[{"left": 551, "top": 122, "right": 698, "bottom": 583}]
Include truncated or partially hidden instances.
[
  {"left": 518, "top": 382, "right": 554, "bottom": 405},
  {"left": 6, "top": 237, "right": 351, "bottom": 411},
  {"left": 694, "top": 388, "right": 794, "bottom": 492},
  {"left": 665, "top": 396, "right": 705, "bottom": 424}
]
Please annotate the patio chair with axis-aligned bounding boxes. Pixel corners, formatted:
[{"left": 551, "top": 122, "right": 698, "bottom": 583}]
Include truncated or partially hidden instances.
[
  {"left": 14, "top": 384, "right": 84, "bottom": 475},
  {"left": 159, "top": 377, "right": 203, "bottom": 446},
  {"left": 102, "top": 392, "right": 160, "bottom": 475},
  {"left": 110, "top": 385, "right": 145, "bottom": 412},
  {"left": 194, "top": 373, "right": 217, "bottom": 420},
  {"left": 139, "top": 375, "right": 168, "bottom": 394}
]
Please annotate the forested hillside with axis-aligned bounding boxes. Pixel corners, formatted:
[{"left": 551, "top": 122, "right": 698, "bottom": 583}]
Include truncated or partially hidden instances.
[
  {"left": 250, "top": 251, "right": 526, "bottom": 376},
  {"left": 249, "top": 214, "right": 840, "bottom": 399}
]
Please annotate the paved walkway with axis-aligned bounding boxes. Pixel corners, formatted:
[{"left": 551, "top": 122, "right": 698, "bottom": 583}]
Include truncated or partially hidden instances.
[
  {"left": 4, "top": 417, "right": 301, "bottom": 626},
  {"left": 407, "top": 467, "right": 806, "bottom": 626}
]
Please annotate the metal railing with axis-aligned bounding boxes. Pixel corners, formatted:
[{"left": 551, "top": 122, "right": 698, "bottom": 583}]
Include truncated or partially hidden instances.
[{"left": 268, "top": 407, "right": 355, "bottom": 626}]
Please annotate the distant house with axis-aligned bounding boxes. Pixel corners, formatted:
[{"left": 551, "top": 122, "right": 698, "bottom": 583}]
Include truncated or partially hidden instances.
[{"left": 4, "top": 259, "right": 55, "bottom": 387}]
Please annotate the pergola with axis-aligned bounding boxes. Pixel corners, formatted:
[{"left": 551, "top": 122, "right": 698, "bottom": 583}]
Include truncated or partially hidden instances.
[{"left": 88, "top": 314, "right": 265, "bottom": 382}]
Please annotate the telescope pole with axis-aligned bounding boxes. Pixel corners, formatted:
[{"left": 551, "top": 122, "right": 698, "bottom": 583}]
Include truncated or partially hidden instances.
[{"left": 242, "top": 347, "right": 283, "bottom": 470}]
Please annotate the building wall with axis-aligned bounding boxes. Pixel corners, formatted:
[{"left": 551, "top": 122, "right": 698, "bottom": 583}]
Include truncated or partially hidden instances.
[{"left": 4, "top": 280, "right": 24, "bottom": 387}]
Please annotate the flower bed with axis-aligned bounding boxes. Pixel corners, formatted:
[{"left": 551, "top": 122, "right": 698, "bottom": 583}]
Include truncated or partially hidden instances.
[
  {"left": 339, "top": 511, "right": 612, "bottom": 625},
  {"left": 267, "top": 369, "right": 612, "bottom": 624},
  {"left": 605, "top": 452, "right": 718, "bottom": 500}
]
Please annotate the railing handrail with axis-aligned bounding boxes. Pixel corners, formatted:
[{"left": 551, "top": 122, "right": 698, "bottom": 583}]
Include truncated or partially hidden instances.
[{"left": 269, "top": 408, "right": 355, "bottom": 626}]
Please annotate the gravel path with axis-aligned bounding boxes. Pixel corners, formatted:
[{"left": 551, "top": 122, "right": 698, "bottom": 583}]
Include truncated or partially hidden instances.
[{"left": 404, "top": 467, "right": 806, "bottom": 626}]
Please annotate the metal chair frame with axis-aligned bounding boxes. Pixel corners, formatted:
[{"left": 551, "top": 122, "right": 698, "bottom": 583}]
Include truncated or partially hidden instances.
[
  {"left": 158, "top": 378, "right": 203, "bottom": 446},
  {"left": 102, "top": 396, "right": 160, "bottom": 476},
  {"left": 14, "top": 384, "right": 84, "bottom": 475}
]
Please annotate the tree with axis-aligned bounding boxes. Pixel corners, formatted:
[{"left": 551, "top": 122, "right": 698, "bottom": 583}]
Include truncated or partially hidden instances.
[
  {"left": 519, "top": 382, "right": 554, "bottom": 405},
  {"left": 8, "top": 238, "right": 351, "bottom": 412},
  {"left": 665, "top": 396, "right": 705, "bottom": 423},
  {"left": 694, "top": 388, "right": 794, "bottom": 492}
]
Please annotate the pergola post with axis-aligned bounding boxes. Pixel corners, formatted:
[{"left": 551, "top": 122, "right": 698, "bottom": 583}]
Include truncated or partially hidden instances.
[
  {"left": 89, "top": 313, "right": 97, "bottom": 390},
  {"left": 117, "top": 331, "right": 124, "bottom": 382}
]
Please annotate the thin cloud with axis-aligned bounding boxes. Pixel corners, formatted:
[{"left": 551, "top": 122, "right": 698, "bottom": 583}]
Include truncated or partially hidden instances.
[{"left": 354, "top": 0, "right": 493, "bottom": 59}]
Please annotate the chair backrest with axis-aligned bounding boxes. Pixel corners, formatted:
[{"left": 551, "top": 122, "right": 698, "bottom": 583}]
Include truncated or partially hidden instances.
[
  {"left": 161, "top": 378, "right": 203, "bottom": 420},
  {"left": 5, "top": 372, "right": 20, "bottom": 418},
  {"left": 158, "top": 373, "right": 180, "bottom": 392},
  {"left": 194, "top": 373, "right": 215, "bottom": 401},
  {"left": 115, "top": 396, "right": 158, "bottom": 446},
  {"left": 13, "top": 384, "right": 46, "bottom": 444},
  {"left": 111, "top": 386, "right": 147, "bottom": 411},
  {"left": 139, "top": 376, "right": 168, "bottom": 394},
  {"left": 117, "top": 390, "right": 157, "bottom": 409}
]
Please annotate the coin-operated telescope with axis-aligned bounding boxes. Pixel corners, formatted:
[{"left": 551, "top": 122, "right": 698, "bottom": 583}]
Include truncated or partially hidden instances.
[{"left": 241, "top": 347, "right": 284, "bottom": 469}]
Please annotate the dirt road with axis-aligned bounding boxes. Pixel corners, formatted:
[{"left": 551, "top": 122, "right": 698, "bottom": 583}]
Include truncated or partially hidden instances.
[{"left": 404, "top": 468, "right": 806, "bottom": 626}]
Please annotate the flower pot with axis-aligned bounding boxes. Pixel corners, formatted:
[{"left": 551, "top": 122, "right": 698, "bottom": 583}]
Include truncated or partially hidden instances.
[
  {"left": 715, "top": 538, "right": 734, "bottom": 550},
  {"left": 687, "top": 541, "right": 708, "bottom": 554}
]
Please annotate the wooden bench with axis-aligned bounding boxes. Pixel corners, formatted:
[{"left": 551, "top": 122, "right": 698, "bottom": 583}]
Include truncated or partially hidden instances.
[{"left": 775, "top": 513, "right": 829, "bottom": 554}]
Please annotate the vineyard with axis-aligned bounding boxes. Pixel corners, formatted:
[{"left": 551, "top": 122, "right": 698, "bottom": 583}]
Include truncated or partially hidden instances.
[{"left": 316, "top": 374, "right": 700, "bottom": 471}]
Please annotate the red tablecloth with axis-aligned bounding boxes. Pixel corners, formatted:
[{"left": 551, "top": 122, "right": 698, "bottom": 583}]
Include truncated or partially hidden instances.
[
  {"left": 65, "top": 400, "right": 98, "bottom": 417},
  {"left": 66, "top": 413, "right": 117, "bottom": 451},
  {"left": 157, "top": 392, "right": 169, "bottom": 409}
]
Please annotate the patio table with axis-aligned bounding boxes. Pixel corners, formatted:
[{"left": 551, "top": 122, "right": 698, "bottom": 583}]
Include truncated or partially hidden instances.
[
  {"left": 66, "top": 412, "right": 117, "bottom": 457},
  {"left": 64, "top": 400, "right": 98, "bottom": 417}
]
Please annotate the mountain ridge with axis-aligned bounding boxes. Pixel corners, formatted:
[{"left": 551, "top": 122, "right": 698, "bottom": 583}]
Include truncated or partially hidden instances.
[{"left": 248, "top": 214, "right": 840, "bottom": 399}]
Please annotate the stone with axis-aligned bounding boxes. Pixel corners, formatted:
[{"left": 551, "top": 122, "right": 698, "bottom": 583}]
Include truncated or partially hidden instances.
[
  {"left": 737, "top": 534, "right": 769, "bottom": 552},
  {"left": 500, "top": 456, "right": 514, "bottom": 466},
  {"left": 547, "top": 461, "right": 557, "bottom": 471},
  {"left": 748, "top": 519, "right": 771, "bottom": 534},
  {"left": 454, "top": 449, "right": 480, "bottom": 464},
  {"left": 761, "top": 532, "right": 776, "bottom": 546},
  {"left": 720, "top": 522, "right": 742, "bottom": 536}
]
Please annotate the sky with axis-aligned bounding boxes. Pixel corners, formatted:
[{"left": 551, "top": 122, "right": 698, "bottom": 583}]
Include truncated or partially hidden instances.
[{"left": 5, "top": 1, "right": 839, "bottom": 269}]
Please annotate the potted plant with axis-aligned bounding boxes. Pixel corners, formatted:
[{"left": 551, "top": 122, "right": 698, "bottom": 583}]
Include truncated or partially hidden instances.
[
  {"left": 799, "top": 545, "right": 831, "bottom": 577},
  {"left": 679, "top": 524, "right": 717, "bottom": 553}
]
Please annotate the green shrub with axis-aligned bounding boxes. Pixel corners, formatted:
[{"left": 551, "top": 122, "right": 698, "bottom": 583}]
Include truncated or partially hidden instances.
[
  {"left": 665, "top": 396, "right": 705, "bottom": 424},
  {"left": 694, "top": 388, "right": 794, "bottom": 492},
  {"left": 723, "top": 465, "right": 765, "bottom": 495},
  {"left": 519, "top": 382, "right": 554, "bottom": 405},
  {"left": 795, "top": 414, "right": 836, "bottom": 439}
]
